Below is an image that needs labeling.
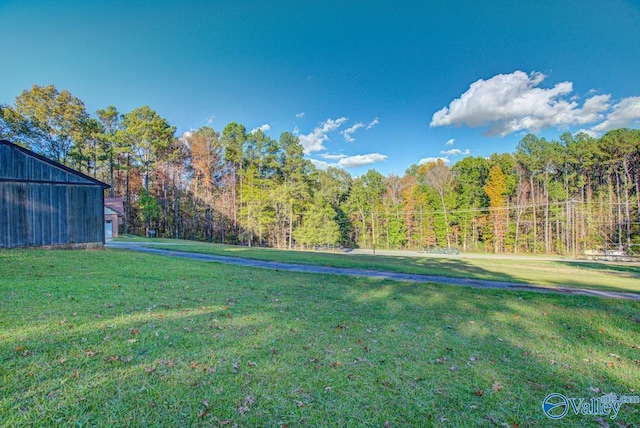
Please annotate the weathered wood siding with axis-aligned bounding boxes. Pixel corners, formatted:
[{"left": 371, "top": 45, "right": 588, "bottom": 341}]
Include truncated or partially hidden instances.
[{"left": 0, "top": 141, "right": 108, "bottom": 248}]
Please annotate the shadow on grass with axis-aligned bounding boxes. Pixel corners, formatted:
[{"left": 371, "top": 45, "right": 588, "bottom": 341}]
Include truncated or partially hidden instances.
[
  {"left": 125, "top": 240, "right": 640, "bottom": 295},
  {"left": 122, "top": 239, "right": 515, "bottom": 280},
  {"left": 546, "top": 261, "right": 640, "bottom": 294},
  {"left": 555, "top": 260, "right": 640, "bottom": 275},
  {"left": 1, "top": 249, "right": 639, "bottom": 426},
  {"left": 131, "top": 247, "right": 640, "bottom": 302}
]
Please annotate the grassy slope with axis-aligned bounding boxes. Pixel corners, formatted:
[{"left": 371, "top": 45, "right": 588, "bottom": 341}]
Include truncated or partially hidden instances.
[
  {"left": 121, "top": 237, "right": 640, "bottom": 294},
  {"left": 1, "top": 248, "right": 639, "bottom": 427}
]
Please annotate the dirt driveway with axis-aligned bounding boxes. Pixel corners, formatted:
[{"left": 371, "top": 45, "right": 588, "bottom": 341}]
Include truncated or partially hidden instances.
[{"left": 107, "top": 242, "right": 640, "bottom": 301}]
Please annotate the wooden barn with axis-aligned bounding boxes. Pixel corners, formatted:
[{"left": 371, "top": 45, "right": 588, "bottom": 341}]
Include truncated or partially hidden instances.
[{"left": 0, "top": 140, "right": 109, "bottom": 248}]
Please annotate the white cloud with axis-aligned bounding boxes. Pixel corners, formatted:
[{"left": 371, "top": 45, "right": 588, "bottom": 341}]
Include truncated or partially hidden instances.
[
  {"left": 296, "top": 112, "right": 305, "bottom": 118},
  {"left": 419, "top": 157, "right": 450, "bottom": 165},
  {"left": 311, "top": 153, "right": 388, "bottom": 169},
  {"left": 309, "top": 158, "right": 331, "bottom": 169},
  {"left": 591, "top": 96, "right": 640, "bottom": 133},
  {"left": 430, "top": 70, "right": 611, "bottom": 136},
  {"left": 575, "top": 128, "right": 599, "bottom": 138},
  {"left": 445, "top": 138, "right": 455, "bottom": 146},
  {"left": 341, "top": 117, "right": 379, "bottom": 142},
  {"left": 321, "top": 153, "right": 348, "bottom": 160},
  {"left": 205, "top": 115, "right": 215, "bottom": 125},
  {"left": 342, "top": 122, "right": 364, "bottom": 142},
  {"left": 298, "top": 117, "right": 348, "bottom": 154},
  {"left": 250, "top": 124, "right": 271, "bottom": 133},
  {"left": 440, "top": 148, "right": 470, "bottom": 156},
  {"left": 338, "top": 153, "right": 388, "bottom": 168}
]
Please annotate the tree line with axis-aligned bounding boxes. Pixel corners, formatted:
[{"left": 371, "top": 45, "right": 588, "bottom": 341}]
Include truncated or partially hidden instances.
[{"left": 2, "top": 84, "right": 639, "bottom": 255}]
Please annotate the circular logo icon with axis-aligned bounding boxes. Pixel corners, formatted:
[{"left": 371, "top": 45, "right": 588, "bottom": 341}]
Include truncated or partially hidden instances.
[{"left": 543, "top": 393, "right": 569, "bottom": 419}]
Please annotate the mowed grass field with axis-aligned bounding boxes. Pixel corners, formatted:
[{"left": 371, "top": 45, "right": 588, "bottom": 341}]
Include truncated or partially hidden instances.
[
  {"left": 121, "top": 236, "right": 640, "bottom": 294},
  {"left": 1, "top": 247, "right": 640, "bottom": 427}
]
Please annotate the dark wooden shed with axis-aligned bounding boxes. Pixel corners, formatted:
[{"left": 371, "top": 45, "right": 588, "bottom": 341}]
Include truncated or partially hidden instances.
[{"left": 0, "top": 140, "right": 109, "bottom": 248}]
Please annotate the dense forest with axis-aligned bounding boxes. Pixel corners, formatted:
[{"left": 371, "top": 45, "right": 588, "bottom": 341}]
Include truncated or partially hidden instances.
[{"left": 2, "top": 84, "right": 639, "bottom": 255}]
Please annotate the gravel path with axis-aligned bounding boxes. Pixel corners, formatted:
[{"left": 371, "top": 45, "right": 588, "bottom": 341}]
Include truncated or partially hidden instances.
[{"left": 107, "top": 242, "right": 640, "bottom": 301}]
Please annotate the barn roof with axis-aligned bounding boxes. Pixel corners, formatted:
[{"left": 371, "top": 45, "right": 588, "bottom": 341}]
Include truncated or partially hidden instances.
[{"left": 0, "top": 140, "right": 109, "bottom": 189}]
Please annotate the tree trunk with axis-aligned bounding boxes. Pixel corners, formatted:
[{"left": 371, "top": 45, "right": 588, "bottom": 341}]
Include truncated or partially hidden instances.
[
  {"left": 615, "top": 172, "right": 623, "bottom": 250},
  {"left": 635, "top": 169, "right": 640, "bottom": 224},
  {"left": 544, "top": 181, "right": 550, "bottom": 254},
  {"left": 622, "top": 160, "right": 632, "bottom": 250},
  {"left": 386, "top": 209, "right": 390, "bottom": 250},
  {"left": 124, "top": 153, "right": 130, "bottom": 234},
  {"left": 109, "top": 154, "right": 115, "bottom": 198},
  {"left": 505, "top": 200, "right": 510, "bottom": 252},
  {"left": 371, "top": 211, "right": 376, "bottom": 255},
  {"left": 232, "top": 165, "right": 238, "bottom": 233},
  {"left": 514, "top": 208, "right": 523, "bottom": 254},
  {"left": 530, "top": 174, "right": 537, "bottom": 253},
  {"left": 439, "top": 194, "right": 451, "bottom": 248},
  {"left": 289, "top": 200, "right": 293, "bottom": 250},
  {"left": 173, "top": 180, "right": 180, "bottom": 239}
]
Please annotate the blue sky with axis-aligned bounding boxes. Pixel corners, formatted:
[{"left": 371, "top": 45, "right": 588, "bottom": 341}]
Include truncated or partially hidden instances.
[{"left": 1, "top": 0, "right": 639, "bottom": 176}]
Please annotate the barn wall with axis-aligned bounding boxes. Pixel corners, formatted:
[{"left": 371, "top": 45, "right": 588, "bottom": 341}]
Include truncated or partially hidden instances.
[
  {"left": 0, "top": 183, "right": 105, "bottom": 248},
  {"left": 0, "top": 142, "right": 107, "bottom": 248}
]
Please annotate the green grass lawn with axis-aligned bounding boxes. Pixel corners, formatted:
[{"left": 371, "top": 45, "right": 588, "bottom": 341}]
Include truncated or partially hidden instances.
[
  {"left": 1, "top": 248, "right": 640, "bottom": 426},
  {"left": 118, "top": 236, "right": 640, "bottom": 294}
]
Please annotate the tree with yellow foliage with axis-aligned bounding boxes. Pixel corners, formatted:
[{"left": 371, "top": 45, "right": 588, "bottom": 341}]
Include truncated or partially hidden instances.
[{"left": 484, "top": 165, "right": 506, "bottom": 253}]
